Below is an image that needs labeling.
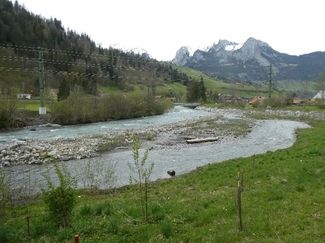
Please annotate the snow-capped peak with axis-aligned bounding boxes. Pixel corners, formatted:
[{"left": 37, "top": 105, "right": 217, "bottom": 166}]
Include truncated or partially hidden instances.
[
  {"left": 209, "top": 39, "right": 242, "bottom": 52},
  {"left": 225, "top": 42, "right": 243, "bottom": 51}
]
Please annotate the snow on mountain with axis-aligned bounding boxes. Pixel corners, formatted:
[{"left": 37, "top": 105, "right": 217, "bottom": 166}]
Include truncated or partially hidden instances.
[
  {"left": 225, "top": 42, "right": 243, "bottom": 51},
  {"left": 172, "top": 37, "right": 325, "bottom": 81}
]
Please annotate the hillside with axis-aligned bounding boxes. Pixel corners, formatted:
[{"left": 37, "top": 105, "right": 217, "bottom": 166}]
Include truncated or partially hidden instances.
[
  {"left": 0, "top": 0, "right": 190, "bottom": 99},
  {"left": 173, "top": 38, "right": 325, "bottom": 82}
]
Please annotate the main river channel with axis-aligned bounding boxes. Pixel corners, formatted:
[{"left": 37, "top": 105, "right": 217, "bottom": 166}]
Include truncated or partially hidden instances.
[{"left": 1, "top": 107, "right": 310, "bottom": 195}]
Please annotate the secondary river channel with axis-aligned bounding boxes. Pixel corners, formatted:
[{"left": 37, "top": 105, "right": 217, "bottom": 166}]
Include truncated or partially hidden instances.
[{"left": 2, "top": 106, "right": 310, "bottom": 195}]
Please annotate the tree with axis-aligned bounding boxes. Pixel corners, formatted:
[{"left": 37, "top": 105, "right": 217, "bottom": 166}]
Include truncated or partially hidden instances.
[
  {"left": 186, "top": 76, "right": 206, "bottom": 102},
  {"left": 128, "top": 136, "right": 154, "bottom": 222},
  {"left": 198, "top": 76, "right": 206, "bottom": 102},
  {"left": 315, "top": 72, "right": 325, "bottom": 105},
  {"left": 58, "top": 78, "right": 70, "bottom": 101}
]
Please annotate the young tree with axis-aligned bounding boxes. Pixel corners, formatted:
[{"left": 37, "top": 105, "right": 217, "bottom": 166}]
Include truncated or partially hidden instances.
[
  {"left": 315, "top": 72, "right": 325, "bottom": 104},
  {"left": 198, "top": 76, "right": 207, "bottom": 102},
  {"left": 43, "top": 162, "right": 76, "bottom": 228},
  {"left": 128, "top": 136, "right": 154, "bottom": 222}
]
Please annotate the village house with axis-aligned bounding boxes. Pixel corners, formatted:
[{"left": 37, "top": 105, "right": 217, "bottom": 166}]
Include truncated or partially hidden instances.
[{"left": 17, "top": 93, "right": 32, "bottom": 100}]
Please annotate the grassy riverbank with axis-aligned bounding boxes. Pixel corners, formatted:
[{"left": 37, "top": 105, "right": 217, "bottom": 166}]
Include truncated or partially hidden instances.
[{"left": 1, "top": 122, "right": 325, "bottom": 242}]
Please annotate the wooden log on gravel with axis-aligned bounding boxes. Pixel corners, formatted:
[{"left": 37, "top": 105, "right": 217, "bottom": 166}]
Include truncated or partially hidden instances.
[{"left": 186, "top": 137, "right": 219, "bottom": 144}]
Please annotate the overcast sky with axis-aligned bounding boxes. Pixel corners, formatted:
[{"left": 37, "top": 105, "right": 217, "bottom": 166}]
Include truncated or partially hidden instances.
[{"left": 13, "top": 0, "right": 325, "bottom": 61}]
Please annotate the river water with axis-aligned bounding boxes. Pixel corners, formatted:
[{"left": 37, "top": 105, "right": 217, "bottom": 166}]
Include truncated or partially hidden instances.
[
  {"left": 0, "top": 106, "right": 213, "bottom": 144},
  {"left": 2, "top": 107, "right": 310, "bottom": 195}
]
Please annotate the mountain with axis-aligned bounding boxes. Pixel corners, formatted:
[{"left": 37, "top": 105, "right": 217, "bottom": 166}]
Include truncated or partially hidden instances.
[{"left": 173, "top": 37, "right": 325, "bottom": 82}]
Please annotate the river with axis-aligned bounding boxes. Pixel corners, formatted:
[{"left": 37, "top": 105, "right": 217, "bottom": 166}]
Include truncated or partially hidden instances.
[
  {"left": 1, "top": 107, "right": 310, "bottom": 196},
  {"left": 0, "top": 106, "right": 214, "bottom": 144}
]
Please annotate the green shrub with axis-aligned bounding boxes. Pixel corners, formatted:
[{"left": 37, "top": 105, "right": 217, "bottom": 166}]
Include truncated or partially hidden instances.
[
  {"left": 49, "top": 91, "right": 172, "bottom": 125},
  {"left": 0, "top": 99, "right": 17, "bottom": 129},
  {"left": 0, "top": 227, "right": 11, "bottom": 243},
  {"left": 43, "top": 162, "right": 76, "bottom": 228}
]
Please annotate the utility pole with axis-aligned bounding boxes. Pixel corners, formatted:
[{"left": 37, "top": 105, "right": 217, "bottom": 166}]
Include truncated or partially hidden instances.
[
  {"left": 268, "top": 64, "right": 272, "bottom": 100},
  {"left": 38, "top": 48, "right": 46, "bottom": 115}
]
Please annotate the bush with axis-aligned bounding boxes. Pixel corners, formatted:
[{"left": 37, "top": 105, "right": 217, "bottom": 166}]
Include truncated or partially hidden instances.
[
  {"left": 43, "top": 162, "right": 76, "bottom": 228},
  {"left": 0, "top": 227, "right": 11, "bottom": 243},
  {"left": 0, "top": 99, "right": 17, "bottom": 129},
  {"left": 49, "top": 91, "right": 172, "bottom": 125}
]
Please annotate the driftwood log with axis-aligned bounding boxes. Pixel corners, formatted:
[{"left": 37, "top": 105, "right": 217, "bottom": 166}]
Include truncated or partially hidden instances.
[{"left": 186, "top": 137, "right": 219, "bottom": 144}]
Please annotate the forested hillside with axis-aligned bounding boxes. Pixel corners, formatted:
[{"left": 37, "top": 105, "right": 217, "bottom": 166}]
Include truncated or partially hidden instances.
[{"left": 0, "top": 0, "right": 189, "bottom": 98}]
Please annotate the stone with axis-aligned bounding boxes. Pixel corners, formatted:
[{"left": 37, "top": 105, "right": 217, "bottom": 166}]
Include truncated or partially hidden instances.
[{"left": 3, "top": 161, "right": 10, "bottom": 167}]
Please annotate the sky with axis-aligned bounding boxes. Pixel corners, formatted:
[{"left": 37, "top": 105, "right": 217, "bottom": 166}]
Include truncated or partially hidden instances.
[{"left": 12, "top": 0, "right": 325, "bottom": 61}]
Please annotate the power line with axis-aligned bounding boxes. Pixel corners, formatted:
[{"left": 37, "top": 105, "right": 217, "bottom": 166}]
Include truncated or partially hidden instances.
[
  {"left": 0, "top": 43, "right": 152, "bottom": 61},
  {"left": 0, "top": 66, "right": 156, "bottom": 81}
]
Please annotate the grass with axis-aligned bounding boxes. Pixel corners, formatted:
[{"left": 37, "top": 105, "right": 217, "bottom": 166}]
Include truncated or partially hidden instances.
[
  {"left": 15, "top": 99, "right": 42, "bottom": 112},
  {"left": 283, "top": 105, "right": 325, "bottom": 112},
  {"left": 176, "top": 65, "right": 287, "bottom": 98},
  {"left": 0, "top": 99, "right": 52, "bottom": 112},
  {"left": 1, "top": 121, "right": 325, "bottom": 242}
]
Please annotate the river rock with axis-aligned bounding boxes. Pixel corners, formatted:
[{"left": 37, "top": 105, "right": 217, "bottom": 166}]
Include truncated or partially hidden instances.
[
  {"left": 48, "top": 149, "right": 58, "bottom": 157},
  {"left": 3, "top": 161, "right": 10, "bottom": 167}
]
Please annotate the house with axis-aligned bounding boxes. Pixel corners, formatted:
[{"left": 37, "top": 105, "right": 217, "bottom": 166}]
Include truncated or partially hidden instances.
[
  {"left": 17, "top": 93, "right": 32, "bottom": 100},
  {"left": 312, "top": 90, "right": 325, "bottom": 100},
  {"left": 292, "top": 97, "right": 305, "bottom": 105},
  {"left": 249, "top": 96, "right": 266, "bottom": 106}
]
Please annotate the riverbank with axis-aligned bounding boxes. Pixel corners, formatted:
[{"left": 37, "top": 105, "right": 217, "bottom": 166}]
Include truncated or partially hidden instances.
[
  {"left": 0, "top": 113, "right": 250, "bottom": 167},
  {"left": 0, "top": 106, "right": 248, "bottom": 167},
  {"left": 3, "top": 105, "right": 325, "bottom": 167},
  {"left": 2, "top": 121, "right": 324, "bottom": 242}
]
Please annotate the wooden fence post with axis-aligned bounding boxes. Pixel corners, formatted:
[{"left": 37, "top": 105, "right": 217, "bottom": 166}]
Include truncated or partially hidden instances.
[
  {"left": 74, "top": 234, "right": 80, "bottom": 243},
  {"left": 237, "top": 172, "right": 244, "bottom": 231}
]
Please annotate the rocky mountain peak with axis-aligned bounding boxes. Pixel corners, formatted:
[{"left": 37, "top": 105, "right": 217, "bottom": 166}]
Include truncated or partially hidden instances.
[
  {"left": 210, "top": 39, "right": 242, "bottom": 52},
  {"left": 172, "top": 46, "right": 190, "bottom": 65},
  {"left": 241, "top": 37, "right": 270, "bottom": 51},
  {"left": 172, "top": 37, "right": 325, "bottom": 81}
]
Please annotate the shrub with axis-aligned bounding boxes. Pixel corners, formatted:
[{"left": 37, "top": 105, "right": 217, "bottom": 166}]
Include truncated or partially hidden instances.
[
  {"left": 43, "top": 162, "right": 76, "bottom": 228},
  {"left": 0, "top": 99, "right": 17, "bottom": 129},
  {"left": 128, "top": 136, "right": 154, "bottom": 222},
  {"left": 0, "top": 227, "right": 11, "bottom": 243},
  {"left": 49, "top": 91, "right": 172, "bottom": 125}
]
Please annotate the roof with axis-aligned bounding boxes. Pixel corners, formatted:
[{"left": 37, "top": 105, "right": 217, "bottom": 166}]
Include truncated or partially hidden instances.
[{"left": 313, "top": 90, "right": 325, "bottom": 99}]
